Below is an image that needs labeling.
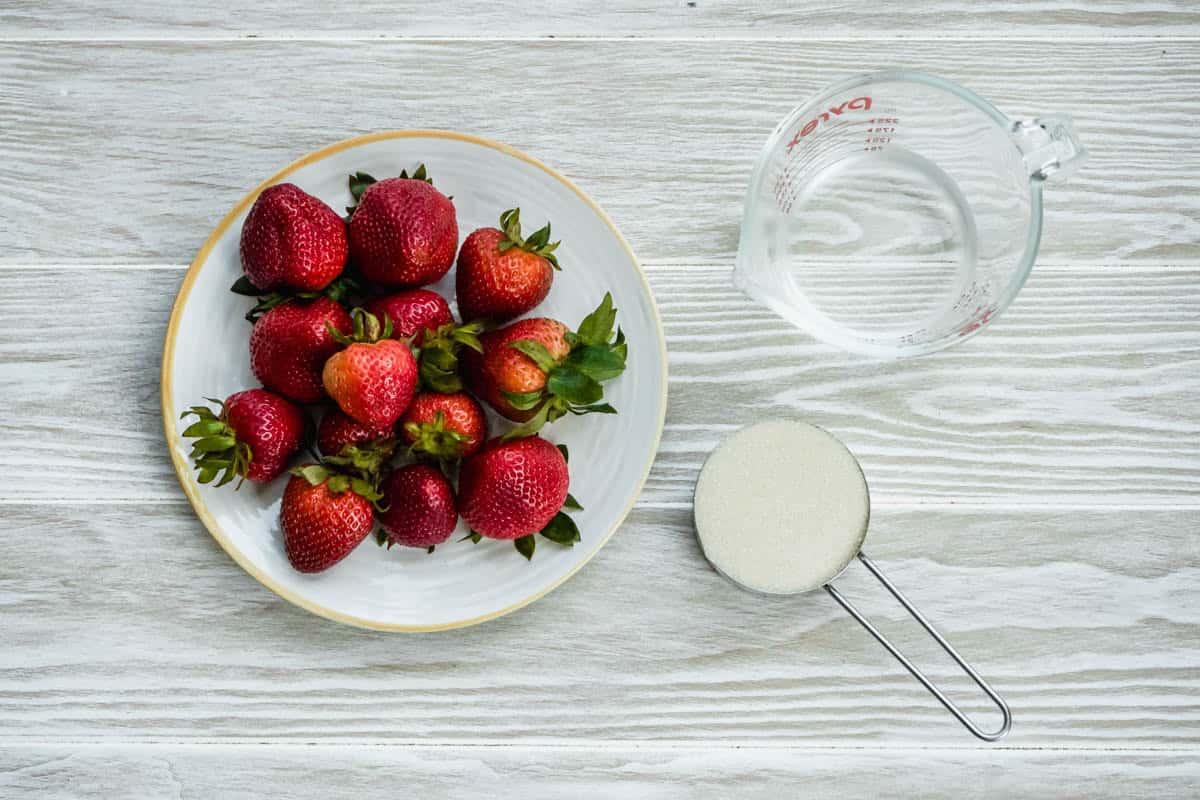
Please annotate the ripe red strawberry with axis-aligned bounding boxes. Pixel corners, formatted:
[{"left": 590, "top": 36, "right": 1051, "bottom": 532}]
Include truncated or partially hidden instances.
[
  {"left": 322, "top": 309, "right": 417, "bottom": 427},
  {"left": 240, "top": 183, "right": 348, "bottom": 292},
  {"left": 401, "top": 391, "right": 487, "bottom": 463},
  {"left": 250, "top": 297, "right": 352, "bottom": 403},
  {"left": 364, "top": 289, "right": 453, "bottom": 346},
  {"left": 378, "top": 464, "right": 458, "bottom": 549},
  {"left": 458, "top": 436, "right": 573, "bottom": 550},
  {"left": 348, "top": 171, "right": 457, "bottom": 287},
  {"left": 456, "top": 208, "right": 560, "bottom": 322},
  {"left": 181, "top": 389, "right": 304, "bottom": 486},
  {"left": 280, "top": 464, "right": 378, "bottom": 573},
  {"left": 462, "top": 293, "right": 627, "bottom": 434},
  {"left": 317, "top": 409, "right": 394, "bottom": 458}
]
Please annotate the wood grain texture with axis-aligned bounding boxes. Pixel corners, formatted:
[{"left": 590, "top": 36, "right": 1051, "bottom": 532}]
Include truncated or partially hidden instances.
[
  {"left": 0, "top": 267, "right": 1195, "bottom": 505},
  {"left": 1, "top": 744, "right": 1197, "bottom": 799},
  {"left": 1, "top": 503, "right": 1196, "bottom": 746},
  {"left": 4, "top": 1, "right": 1198, "bottom": 38},
  {"left": 2, "top": 6, "right": 1199, "bottom": 787},
  {"left": 0, "top": 40, "right": 1196, "bottom": 266}
]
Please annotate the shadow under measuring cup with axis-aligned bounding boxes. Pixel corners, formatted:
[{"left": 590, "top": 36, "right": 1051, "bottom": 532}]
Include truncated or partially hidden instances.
[
  {"left": 735, "top": 70, "right": 1086, "bottom": 358},
  {"left": 693, "top": 419, "right": 1012, "bottom": 741}
]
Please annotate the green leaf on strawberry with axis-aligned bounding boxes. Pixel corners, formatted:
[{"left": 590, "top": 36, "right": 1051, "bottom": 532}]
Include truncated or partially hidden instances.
[
  {"left": 501, "top": 390, "right": 543, "bottom": 412},
  {"left": 328, "top": 307, "right": 395, "bottom": 346},
  {"left": 508, "top": 340, "right": 558, "bottom": 372},
  {"left": 514, "top": 534, "right": 536, "bottom": 560},
  {"left": 564, "top": 493, "right": 583, "bottom": 511},
  {"left": 539, "top": 511, "right": 581, "bottom": 546},
  {"left": 498, "top": 296, "right": 626, "bottom": 438},
  {"left": 181, "top": 400, "right": 253, "bottom": 488},
  {"left": 416, "top": 320, "right": 485, "bottom": 393},
  {"left": 323, "top": 439, "right": 398, "bottom": 482},
  {"left": 545, "top": 369, "right": 604, "bottom": 405},
  {"left": 345, "top": 165, "right": 430, "bottom": 216},
  {"left": 403, "top": 410, "right": 471, "bottom": 471},
  {"left": 291, "top": 462, "right": 386, "bottom": 509},
  {"left": 348, "top": 171, "right": 377, "bottom": 203},
  {"left": 293, "top": 463, "right": 333, "bottom": 486},
  {"left": 575, "top": 291, "right": 618, "bottom": 346},
  {"left": 567, "top": 403, "right": 616, "bottom": 416},
  {"left": 564, "top": 343, "right": 626, "bottom": 382},
  {"left": 230, "top": 276, "right": 261, "bottom": 296},
  {"left": 497, "top": 208, "right": 560, "bottom": 270},
  {"left": 232, "top": 273, "right": 363, "bottom": 323}
]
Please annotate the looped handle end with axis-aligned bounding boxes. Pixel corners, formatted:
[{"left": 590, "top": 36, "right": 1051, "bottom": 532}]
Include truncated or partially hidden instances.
[{"left": 825, "top": 553, "right": 1012, "bottom": 742}]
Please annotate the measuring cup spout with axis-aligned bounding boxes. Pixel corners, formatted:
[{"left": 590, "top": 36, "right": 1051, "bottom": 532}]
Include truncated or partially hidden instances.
[{"left": 1012, "top": 115, "right": 1087, "bottom": 181}]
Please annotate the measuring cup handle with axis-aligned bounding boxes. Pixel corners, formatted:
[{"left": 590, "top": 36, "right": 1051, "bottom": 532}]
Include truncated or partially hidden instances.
[{"left": 825, "top": 552, "right": 1012, "bottom": 741}]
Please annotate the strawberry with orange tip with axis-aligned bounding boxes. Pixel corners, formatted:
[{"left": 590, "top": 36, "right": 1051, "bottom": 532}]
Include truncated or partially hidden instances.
[
  {"left": 463, "top": 293, "right": 627, "bottom": 436},
  {"left": 322, "top": 308, "right": 418, "bottom": 428}
]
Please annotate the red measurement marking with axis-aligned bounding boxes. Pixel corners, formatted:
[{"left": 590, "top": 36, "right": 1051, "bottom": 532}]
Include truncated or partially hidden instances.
[
  {"left": 785, "top": 96, "right": 873, "bottom": 152},
  {"left": 959, "top": 308, "right": 996, "bottom": 337}
]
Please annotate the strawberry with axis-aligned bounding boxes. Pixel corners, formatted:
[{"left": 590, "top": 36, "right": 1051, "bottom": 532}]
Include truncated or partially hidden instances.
[
  {"left": 458, "top": 436, "right": 582, "bottom": 558},
  {"left": 322, "top": 309, "right": 417, "bottom": 427},
  {"left": 347, "top": 168, "right": 457, "bottom": 288},
  {"left": 401, "top": 391, "right": 487, "bottom": 464},
  {"left": 378, "top": 464, "right": 458, "bottom": 550},
  {"left": 456, "top": 208, "right": 560, "bottom": 322},
  {"left": 462, "top": 293, "right": 627, "bottom": 435},
  {"left": 317, "top": 409, "right": 394, "bottom": 459},
  {"left": 280, "top": 464, "right": 379, "bottom": 573},
  {"left": 364, "top": 289, "right": 453, "bottom": 346},
  {"left": 250, "top": 297, "right": 352, "bottom": 403},
  {"left": 181, "top": 389, "right": 304, "bottom": 486},
  {"left": 239, "top": 183, "right": 348, "bottom": 292},
  {"left": 316, "top": 408, "right": 398, "bottom": 488}
]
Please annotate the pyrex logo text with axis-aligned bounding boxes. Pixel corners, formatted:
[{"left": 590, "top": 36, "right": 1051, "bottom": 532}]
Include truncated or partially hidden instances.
[{"left": 785, "top": 97, "right": 872, "bottom": 152}]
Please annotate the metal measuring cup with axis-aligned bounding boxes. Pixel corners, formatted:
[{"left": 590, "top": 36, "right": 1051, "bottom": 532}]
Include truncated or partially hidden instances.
[{"left": 693, "top": 420, "right": 1011, "bottom": 741}]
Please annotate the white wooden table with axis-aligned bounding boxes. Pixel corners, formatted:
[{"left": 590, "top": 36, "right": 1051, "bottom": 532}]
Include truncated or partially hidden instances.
[{"left": 2, "top": 3, "right": 1198, "bottom": 797}]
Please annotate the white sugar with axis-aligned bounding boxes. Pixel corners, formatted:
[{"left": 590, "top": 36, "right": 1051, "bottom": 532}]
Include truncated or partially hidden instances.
[{"left": 694, "top": 420, "right": 870, "bottom": 594}]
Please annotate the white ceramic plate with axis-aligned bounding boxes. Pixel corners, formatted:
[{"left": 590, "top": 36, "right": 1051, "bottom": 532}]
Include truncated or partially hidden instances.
[{"left": 162, "top": 131, "right": 667, "bottom": 631}]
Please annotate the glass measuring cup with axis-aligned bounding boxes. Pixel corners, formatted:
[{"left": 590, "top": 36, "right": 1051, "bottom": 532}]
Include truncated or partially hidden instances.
[
  {"left": 694, "top": 420, "right": 1011, "bottom": 740},
  {"left": 736, "top": 71, "right": 1085, "bottom": 357}
]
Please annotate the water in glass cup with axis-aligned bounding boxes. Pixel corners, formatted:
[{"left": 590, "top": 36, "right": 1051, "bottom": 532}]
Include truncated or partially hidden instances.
[{"left": 737, "top": 71, "right": 1085, "bottom": 358}]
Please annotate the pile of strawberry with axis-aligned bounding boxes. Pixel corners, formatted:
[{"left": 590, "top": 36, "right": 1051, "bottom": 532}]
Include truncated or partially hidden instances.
[{"left": 182, "top": 167, "right": 626, "bottom": 573}]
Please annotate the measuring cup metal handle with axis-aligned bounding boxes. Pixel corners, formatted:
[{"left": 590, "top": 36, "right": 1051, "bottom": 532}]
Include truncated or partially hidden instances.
[{"left": 824, "top": 553, "right": 1012, "bottom": 742}]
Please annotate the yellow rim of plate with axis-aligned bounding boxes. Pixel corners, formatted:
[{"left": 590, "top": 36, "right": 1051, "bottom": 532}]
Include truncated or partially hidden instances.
[{"left": 160, "top": 130, "right": 669, "bottom": 632}]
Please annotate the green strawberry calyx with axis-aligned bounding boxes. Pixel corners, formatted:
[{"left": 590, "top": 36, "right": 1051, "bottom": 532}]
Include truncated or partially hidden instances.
[
  {"left": 497, "top": 208, "right": 561, "bottom": 271},
  {"left": 513, "top": 475, "right": 584, "bottom": 560},
  {"left": 231, "top": 274, "right": 361, "bottom": 323},
  {"left": 416, "top": 319, "right": 485, "bottom": 393},
  {"left": 181, "top": 398, "right": 252, "bottom": 488},
  {"left": 404, "top": 409, "right": 472, "bottom": 470},
  {"left": 327, "top": 307, "right": 395, "bottom": 346},
  {"left": 291, "top": 463, "right": 385, "bottom": 509},
  {"left": 344, "top": 164, "right": 432, "bottom": 216},
  {"left": 322, "top": 437, "right": 398, "bottom": 484},
  {"left": 501, "top": 292, "right": 627, "bottom": 439}
]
